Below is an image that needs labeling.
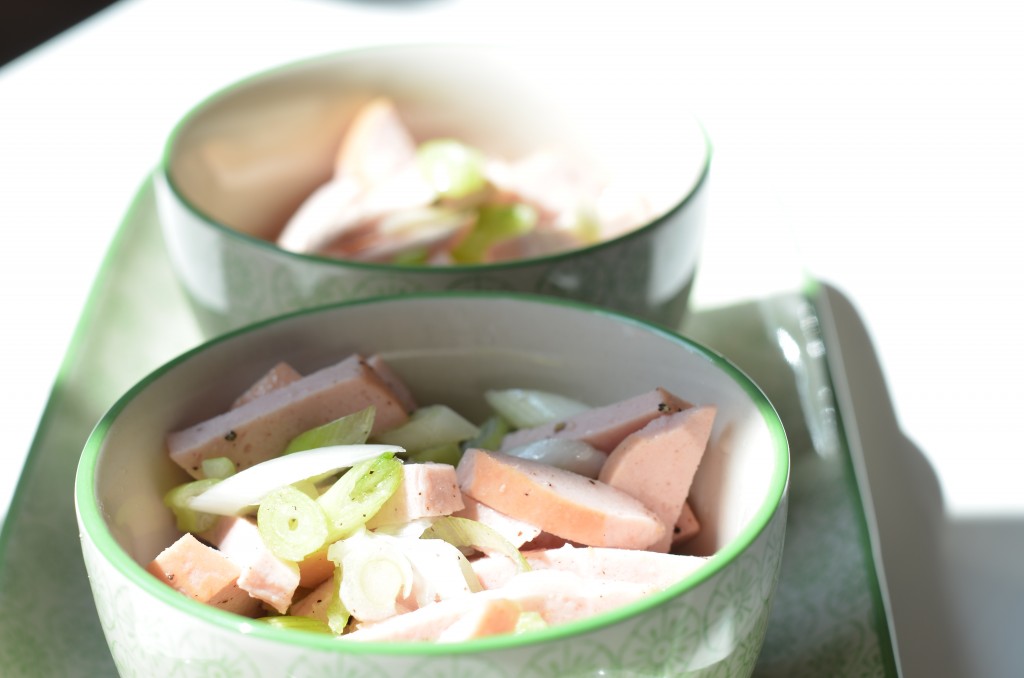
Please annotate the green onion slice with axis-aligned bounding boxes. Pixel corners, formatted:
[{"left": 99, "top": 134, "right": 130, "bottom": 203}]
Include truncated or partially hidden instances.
[
  {"left": 451, "top": 203, "right": 538, "bottom": 264},
  {"left": 317, "top": 452, "right": 403, "bottom": 541},
  {"left": 257, "top": 485, "right": 330, "bottom": 561},
  {"left": 461, "top": 415, "right": 510, "bottom": 452},
  {"left": 484, "top": 388, "right": 590, "bottom": 429},
  {"left": 283, "top": 407, "right": 375, "bottom": 454},
  {"left": 163, "top": 478, "right": 220, "bottom": 533},
  {"left": 258, "top": 616, "right": 333, "bottom": 634},
  {"left": 200, "top": 456, "right": 236, "bottom": 480},
  {"left": 421, "top": 516, "right": 530, "bottom": 574},
  {"left": 373, "top": 405, "right": 480, "bottom": 452},
  {"left": 188, "top": 444, "right": 403, "bottom": 516},
  {"left": 416, "top": 139, "right": 487, "bottom": 200}
]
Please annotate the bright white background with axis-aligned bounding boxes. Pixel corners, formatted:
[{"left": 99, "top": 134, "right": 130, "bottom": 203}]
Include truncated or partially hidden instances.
[{"left": 2, "top": 1, "right": 1022, "bottom": 675}]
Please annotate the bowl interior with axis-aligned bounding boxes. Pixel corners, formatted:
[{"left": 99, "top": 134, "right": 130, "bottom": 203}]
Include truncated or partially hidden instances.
[
  {"left": 164, "top": 45, "right": 709, "bottom": 248},
  {"left": 83, "top": 294, "right": 785, "bottom": 580}
]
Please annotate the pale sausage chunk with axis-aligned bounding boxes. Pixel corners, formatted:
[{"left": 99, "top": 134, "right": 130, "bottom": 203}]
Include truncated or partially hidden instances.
[
  {"left": 146, "top": 533, "right": 261, "bottom": 617},
  {"left": 365, "top": 462, "right": 465, "bottom": 528},
  {"left": 230, "top": 362, "right": 302, "bottom": 409},
  {"left": 674, "top": 501, "right": 701, "bottom": 545},
  {"left": 499, "top": 388, "right": 692, "bottom": 454},
  {"left": 454, "top": 495, "right": 542, "bottom": 548},
  {"left": 167, "top": 354, "right": 410, "bottom": 478},
  {"left": 599, "top": 406, "right": 716, "bottom": 553},
  {"left": 456, "top": 448, "right": 664, "bottom": 550},
  {"left": 204, "top": 516, "right": 300, "bottom": 614},
  {"left": 365, "top": 354, "right": 417, "bottom": 414},
  {"left": 436, "top": 599, "right": 522, "bottom": 642}
]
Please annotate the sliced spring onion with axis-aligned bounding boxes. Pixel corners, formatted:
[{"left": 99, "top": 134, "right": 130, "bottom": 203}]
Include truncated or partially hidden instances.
[
  {"left": 461, "top": 415, "right": 510, "bottom": 452},
  {"left": 335, "top": 536, "right": 415, "bottom": 622},
  {"left": 326, "top": 565, "right": 350, "bottom": 634},
  {"left": 451, "top": 203, "right": 538, "bottom": 264},
  {"left": 484, "top": 388, "right": 590, "bottom": 429},
  {"left": 405, "top": 442, "right": 462, "bottom": 466},
  {"left": 515, "top": 610, "right": 548, "bottom": 634},
  {"left": 258, "top": 616, "right": 333, "bottom": 634},
  {"left": 373, "top": 405, "right": 480, "bottom": 452},
  {"left": 256, "top": 485, "right": 330, "bottom": 561},
  {"left": 283, "top": 407, "right": 375, "bottom": 454},
  {"left": 317, "top": 452, "right": 403, "bottom": 541},
  {"left": 416, "top": 139, "right": 487, "bottom": 200},
  {"left": 421, "top": 516, "right": 530, "bottom": 574},
  {"left": 504, "top": 438, "right": 606, "bottom": 478},
  {"left": 200, "top": 456, "right": 236, "bottom": 480},
  {"left": 163, "top": 478, "right": 220, "bottom": 533},
  {"left": 187, "top": 444, "right": 403, "bottom": 516}
]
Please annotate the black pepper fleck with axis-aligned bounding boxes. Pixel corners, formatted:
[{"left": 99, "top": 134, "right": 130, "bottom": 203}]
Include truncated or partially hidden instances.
[
  {"left": 657, "top": 402, "right": 669, "bottom": 413},
  {"left": 224, "top": 430, "right": 238, "bottom": 441}
]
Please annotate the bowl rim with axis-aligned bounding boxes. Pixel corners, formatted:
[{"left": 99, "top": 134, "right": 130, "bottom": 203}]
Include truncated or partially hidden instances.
[
  {"left": 75, "top": 291, "right": 788, "bottom": 656},
  {"left": 157, "top": 43, "right": 713, "bottom": 273}
]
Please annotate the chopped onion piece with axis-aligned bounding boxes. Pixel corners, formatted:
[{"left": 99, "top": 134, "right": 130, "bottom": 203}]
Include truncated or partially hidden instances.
[
  {"left": 257, "top": 486, "right": 330, "bottom": 561},
  {"left": 461, "top": 415, "right": 510, "bottom": 453},
  {"left": 283, "top": 407, "right": 375, "bottom": 454},
  {"left": 258, "top": 616, "right": 333, "bottom": 634},
  {"left": 484, "top": 389, "right": 590, "bottom": 429},
  {"left": 317, "top": 452, "right": 403, "bottom": 541},
  {"left": 373, "top": 405, "right": 479, "bottom": 452},
  {"left": 326, "top": 565, "right": 350, "bottom": 633},
  {"left": 163, "top": 478, "right": 219, "bottom": 533},
  {"left": 336, "top": 537, "right": 415, "bottom": 622},
  {"left": 515, "top": 610, "right": 548, "bottom": 634},
  {"left": 422, "top": 516, "right": 530, "bottom": 574},
  {"left": 200, "top": 457, "right": 236, "bottom": 480},
  {"left": 416, "top": 139, "right": 486, "bottom": 200},
  {"left": 505, "top": 438, "right": 606, "bottom": 478},
  {"left": 405, "top": 442, "right": 462, "bottom": 466},
  {"left": 188, "top": 445, "right": 403, "bottom": 516}
]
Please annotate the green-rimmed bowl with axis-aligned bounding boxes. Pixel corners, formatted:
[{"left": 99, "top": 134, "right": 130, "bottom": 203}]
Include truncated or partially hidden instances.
[
  {"left": 75, "top": 293, "right": 788, "bottom": 677},
  {"left": 155, "top": 44, "right": 711, "bottom": 337}
]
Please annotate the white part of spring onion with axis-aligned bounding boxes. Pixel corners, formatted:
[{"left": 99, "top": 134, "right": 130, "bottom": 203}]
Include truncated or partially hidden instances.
[
  {"left": 335, "top": 536, "right": 415, "bottom": 622},
  {"left": 504, "top": 438, "right": 607, "bottom": 478},
  {"left": 484, "top": 389, "right": 590, "bottom": 429},
  {"left": 188, "top": 445, "right": 404, "bottom": 516}
]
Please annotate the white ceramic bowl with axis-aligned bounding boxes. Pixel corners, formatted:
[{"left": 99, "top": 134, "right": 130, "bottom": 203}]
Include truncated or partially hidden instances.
[
  {"left": 76, "top": 293, "right": 787, "bottom": 676},
  {"left": 155, "top": 45, "right": 711, "bottom": 336}
]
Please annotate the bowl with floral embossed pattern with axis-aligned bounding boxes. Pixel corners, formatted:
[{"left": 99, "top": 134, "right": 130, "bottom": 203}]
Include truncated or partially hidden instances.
[{"left": 155, "top": 44, "right": 711, "bottom": 337}]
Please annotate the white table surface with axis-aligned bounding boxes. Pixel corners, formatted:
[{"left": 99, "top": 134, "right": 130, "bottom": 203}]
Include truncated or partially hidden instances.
[{"left": 2, "top": 1, "right": 1022, "bottom": 676}]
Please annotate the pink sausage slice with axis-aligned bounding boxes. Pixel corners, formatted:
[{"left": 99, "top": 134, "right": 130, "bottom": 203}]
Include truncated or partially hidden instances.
[
  {"left": 436, "top": 598, "right": 522, "bottom": 642},
  {"left": 204, "top": 517, "right": 300, "bottom": 614},
  {"left": 456, "top": 448, "right": 665, "bottom": 550},
  {"left": 365, "top": 462, "right": 464, "bottom": 529},
  {"left": 598, "top": 406, "right": 716, "bottom": 553},
  {"left": 472, "top": 543, "right": 707, "bottom": 591},
  {"left": 146, "top": 533, "right": 261, "bottom": 617},
  {"left": 365, "top": 354, "right": 417, "bottom": 414},
  {"left": 290, "top": 576, "right": 336, "bottom": 622},
  {"left": 231, "top": 362, "right": 302, "bottom": 410},
  {"left": 167, "top": 354, "right": 410, "bottom": 478},
  {"left": 499, "top": 388, "right": 692, "bottom": 454}
]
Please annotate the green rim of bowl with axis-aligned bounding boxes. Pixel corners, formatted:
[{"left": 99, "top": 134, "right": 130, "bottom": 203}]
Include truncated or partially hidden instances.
[
  {"left": 75, "top": 291, "right": 787, "bottom": 657},
  {"left": 158, "top": 44, "right": 712, "bottom": 275}
]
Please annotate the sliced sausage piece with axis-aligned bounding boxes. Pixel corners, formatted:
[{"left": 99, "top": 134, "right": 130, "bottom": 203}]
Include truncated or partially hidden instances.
[
  {"left": 436, "top": 598, "right": 522, "bottom": 642},
  {"left": 145, "top": 533, "right": 261, "bottom": 617},
  {"left": 454, "top": 495, "right": 542, "bottom": 548},
  {"left": 231, "top": 362, "right": 303, "bottom": 409},
  {"left": 471, "top": 544, "right": 707, "bottom": 591},
  {"left": 297, "top": 546, "right": 336, "bottom": 589},
  {"left": 344, "top": 569, "right": 654, "bottom": 642},
  {"left": 365, "top": 354, "right": 417, "bottom": 414},
  {"left": 167, "top": 354, "right": 410, "bottom": 478},
  {"left": 365, "top": 462, "right": 465, "bottom": 529},
  {"left": 204, "top": 517, "right": 300, "bottom": 614},
  {"left": 673, "top": 501, "right": 701, "bottom": 545},
  {"left": 290, "top": 575, "right": 335, "bottom": 622},
  {"left": 499, "top": 388, "right": 692, "bottom": 454},
  {"left": 456, "top": 448, "right": 664, "bottom": 550},
  {"left": 333, "top": 97, "right": 417, "bottom": 185},
  {"left": 598, "top": 406, "right": 716, "bottom": 553}
]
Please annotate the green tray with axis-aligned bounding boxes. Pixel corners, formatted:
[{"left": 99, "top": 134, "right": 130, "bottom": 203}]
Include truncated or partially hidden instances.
[{"left": 0, "top": 177, "right": 898, "bottom": 677}]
